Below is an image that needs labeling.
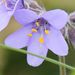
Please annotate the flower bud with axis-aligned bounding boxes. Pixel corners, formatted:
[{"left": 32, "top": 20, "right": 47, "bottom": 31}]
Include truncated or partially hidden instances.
[{"left": 68, "top": 12, "right": 75, "bottom": 48}]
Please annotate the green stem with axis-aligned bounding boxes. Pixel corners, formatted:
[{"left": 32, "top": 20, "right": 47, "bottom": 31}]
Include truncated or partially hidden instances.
[
  {"left": 0, "top": 44, "right": 75, "bottom": 71},
  {"left": 59, "top": 56, "right": 66, "bottom": 75}
]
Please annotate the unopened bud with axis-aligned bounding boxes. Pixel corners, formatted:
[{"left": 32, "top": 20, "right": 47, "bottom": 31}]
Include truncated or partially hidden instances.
[
  {"left": 69, "top": 11, "right": 75, "bottom": 27},
  {"left": 68, "top": 26, "right": 75, "bottom": 48}
]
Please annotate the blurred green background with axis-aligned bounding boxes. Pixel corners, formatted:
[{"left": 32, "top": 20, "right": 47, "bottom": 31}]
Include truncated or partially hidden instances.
[{"left": 0, "top": 0, "right": 75, "bottom": 75}]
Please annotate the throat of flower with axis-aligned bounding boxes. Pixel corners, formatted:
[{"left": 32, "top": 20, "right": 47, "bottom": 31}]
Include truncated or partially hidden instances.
[{"left": 39, "top": 37, "right": 44, "bottom": 44}]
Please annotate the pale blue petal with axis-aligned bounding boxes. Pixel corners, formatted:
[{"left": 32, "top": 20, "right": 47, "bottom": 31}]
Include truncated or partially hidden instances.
[
  {"left": 14, "top": 9, "right": 38, "bottom": 25},
  {"left": 5, "top": 25, "right": 32, "bottom": 48},
  {"left": 45, "top": 28, "right": 68, "bottom": 56},
  {"left": 42, "top": 9, "right": 68, "bottom": 29},
  {"left": 27, "top": 33, "right": 48, "bottom": 67},
  {"left": 0, "top": 4, "right": 13, "bottom": 31}
]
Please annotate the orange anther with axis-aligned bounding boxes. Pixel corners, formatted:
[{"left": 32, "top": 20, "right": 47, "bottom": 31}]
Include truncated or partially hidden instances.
[
  {"left": 45, "top": 30, "right": 49, "bottom": 34},
  {"left": 27, "top": 34, "right": 32, "bottom": 37},
  {"left": 32, "top": 28, "right": 37, "bottom": 32}
]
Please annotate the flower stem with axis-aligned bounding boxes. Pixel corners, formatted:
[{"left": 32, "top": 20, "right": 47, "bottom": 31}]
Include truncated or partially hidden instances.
[
  {"left": 59, "top": 56, "right": 66, "bottom": 75},
  {"left": 0, "top": 44, "right": 75, "bottom": 71}
]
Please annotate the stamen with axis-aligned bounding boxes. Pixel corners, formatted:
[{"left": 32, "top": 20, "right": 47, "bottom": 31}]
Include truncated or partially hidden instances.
[
  {"left": 36, "top": 21, "right": 40, "bottom": 26},
  {"left": 45, "top": 30, "right": 49, "bottom": 34},
  {"left": 27, "top": 34, "right": 32, "bottom": 37},
  {"left": 32, "top": 28, "right": 37, "bottom": 32},
  {"left": 39, "top": 37, "right": 44, "bottom": 44}
]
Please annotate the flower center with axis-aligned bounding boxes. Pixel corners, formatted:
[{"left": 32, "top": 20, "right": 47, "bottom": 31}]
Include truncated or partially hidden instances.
[
  {"left": 28, "top": 18, "right": 50, "bottom": 44},
  {"left": 4, "top": 0, "right": 23, "bottom": 10},
  {"left": 33, "top": 18, "right": 50, "bottom": 34}
]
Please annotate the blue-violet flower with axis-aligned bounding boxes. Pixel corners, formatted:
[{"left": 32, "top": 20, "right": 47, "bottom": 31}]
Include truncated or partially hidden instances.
[
  {"left": 5, "top": 9, "right": 68, "bottom": 67},
  {"left": 0, "top": 0, "right": 24, "bottom": 31}
]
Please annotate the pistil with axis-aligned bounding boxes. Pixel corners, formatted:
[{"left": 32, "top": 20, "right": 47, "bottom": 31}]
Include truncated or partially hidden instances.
[{"left": 39, "top": 37, "right": 44, "bottom": 44}]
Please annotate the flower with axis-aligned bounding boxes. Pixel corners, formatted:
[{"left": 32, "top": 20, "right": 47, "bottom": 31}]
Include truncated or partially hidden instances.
[
  {"left": 5, "top": 9, "right": 68, "bottom": 67},
  {"left": 0, "top": 0, "right": 24, "bottom": 31}
]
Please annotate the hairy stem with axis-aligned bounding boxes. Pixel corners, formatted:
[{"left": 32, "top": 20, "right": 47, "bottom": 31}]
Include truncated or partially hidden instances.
[
  {"left": 0, "top": 44, "right": 75, "bottom": 71},
  {"left": 59, "top": 56, "right": 67, "bottom": 75}
]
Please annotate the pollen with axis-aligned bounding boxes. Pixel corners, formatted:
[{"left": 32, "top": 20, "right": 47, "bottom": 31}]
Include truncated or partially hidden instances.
[
  {"left": 27, "top": 34, "right": 32, "bottom": 37},
  {"left": 45, "top": 30, "right": 49, "bottom": 34},
  {"left": 36, "top": 21, "right": 40, "bottom": 26},
  {"left": 39, "top": 37, "right": 44, "bottom": 44},
  {"left": 32, "top": 28, "right": 37, "bottom": 32}
]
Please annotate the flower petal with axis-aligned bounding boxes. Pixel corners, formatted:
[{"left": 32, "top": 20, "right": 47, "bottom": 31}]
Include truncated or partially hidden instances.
[
  {"left": 45, "top": 28, "right": 68, "bottom": 56},
  {"left": 14, "top": 9, "right": 38, "bottom": 25},
  {"left": 42, "top": 9, "right": 68, "bottom": 29},
  {"left": 0, "top": 11, "right": 13, "bottom": 31},
  {"left": 5, "top": 25, "right": 32, "bottom": 48},
  {"left": 27, "top": 33, "right": 48, "bottom": 67},
  {"left": 0, "top": 4, "right": 13, "bottom": 31},
  {"left": 0, "top": 4, "right": 7, "bottom": 13}
]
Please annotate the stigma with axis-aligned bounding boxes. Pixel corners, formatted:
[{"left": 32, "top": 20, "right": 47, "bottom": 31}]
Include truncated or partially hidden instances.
[{"left": 39, "top": 37, "right": 44, "bottom": 44}]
